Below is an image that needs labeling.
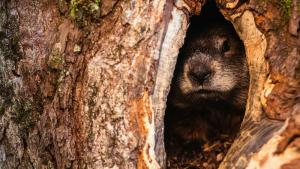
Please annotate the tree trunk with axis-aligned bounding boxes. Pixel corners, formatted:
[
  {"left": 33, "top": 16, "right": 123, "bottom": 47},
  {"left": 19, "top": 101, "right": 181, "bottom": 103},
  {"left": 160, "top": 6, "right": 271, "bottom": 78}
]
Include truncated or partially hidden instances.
[{"left": 0, "top": 0, "right": 299, "bottom": 169}]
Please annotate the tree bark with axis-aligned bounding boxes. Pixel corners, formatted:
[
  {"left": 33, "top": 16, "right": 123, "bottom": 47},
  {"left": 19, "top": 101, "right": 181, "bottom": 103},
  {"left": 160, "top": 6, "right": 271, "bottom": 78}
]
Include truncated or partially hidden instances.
[
  {"left": 0, "top": 0, "right": 174, "bottom": 168},
  {"left": 0, "top": 0, "right": 299, "bottom": 169},
  {"left": 217, "top": 0, "right": 300, "bottom": 168}
]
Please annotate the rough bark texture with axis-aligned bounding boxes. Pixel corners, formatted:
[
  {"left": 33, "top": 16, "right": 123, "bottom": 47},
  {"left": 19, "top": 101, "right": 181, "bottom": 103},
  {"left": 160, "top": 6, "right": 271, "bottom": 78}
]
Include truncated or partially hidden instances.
[
  {"left": 0, "top": 0, "right": 170, "bottom": 168},
  {"left": 217, "top": 0, "right": 300, "bottom": 168},
  {"left": 0, "top": 0, "right": 299, "bottom": 169}
]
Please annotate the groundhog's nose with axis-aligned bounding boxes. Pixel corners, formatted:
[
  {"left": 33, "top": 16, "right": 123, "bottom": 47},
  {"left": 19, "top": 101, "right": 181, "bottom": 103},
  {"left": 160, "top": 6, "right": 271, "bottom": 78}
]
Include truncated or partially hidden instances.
[{"left": 188, "top": 69, "right": 211, "bottom": 84}]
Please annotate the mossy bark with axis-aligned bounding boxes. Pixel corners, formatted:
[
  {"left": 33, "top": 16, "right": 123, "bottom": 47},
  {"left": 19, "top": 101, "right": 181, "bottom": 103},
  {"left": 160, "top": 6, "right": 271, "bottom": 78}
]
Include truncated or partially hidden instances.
[
  {"left": 0, "top": 0, "right": 174, "bottom": 168},
  {"left": 0, "top": 0, "right": 299, "bottom": 169}
]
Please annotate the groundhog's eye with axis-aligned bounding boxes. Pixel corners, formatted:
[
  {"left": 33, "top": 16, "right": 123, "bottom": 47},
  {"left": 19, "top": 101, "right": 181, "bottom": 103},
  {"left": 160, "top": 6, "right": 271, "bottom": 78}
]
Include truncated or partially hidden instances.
[{"left": 222, "top": 40, "right": 230, "bottom": 53}]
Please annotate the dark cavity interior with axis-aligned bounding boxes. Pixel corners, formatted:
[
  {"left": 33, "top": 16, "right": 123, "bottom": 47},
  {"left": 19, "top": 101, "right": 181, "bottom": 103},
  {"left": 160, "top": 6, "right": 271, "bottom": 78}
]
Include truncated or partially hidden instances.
[{"left": 164, "top": 1, "right": 249, "bottom": 168}]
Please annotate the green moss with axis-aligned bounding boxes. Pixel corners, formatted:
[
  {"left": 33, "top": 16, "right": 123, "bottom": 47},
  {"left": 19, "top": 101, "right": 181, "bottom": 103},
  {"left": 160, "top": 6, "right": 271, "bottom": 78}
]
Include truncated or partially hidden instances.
[
  {"left": 47, "top": 43, "right": 64, "bottom": 70},
  {"left": 70, "top": 0, "right": 80, "bottom": 19},
  {"left": 279, "top": 0, "right": 292, "bottom": 20},
  {"left": 68, "top": 0, "right": 101, "bottom": 26},
  {"left": 12, "top": 99, "right": 38, "bottom": 137}
]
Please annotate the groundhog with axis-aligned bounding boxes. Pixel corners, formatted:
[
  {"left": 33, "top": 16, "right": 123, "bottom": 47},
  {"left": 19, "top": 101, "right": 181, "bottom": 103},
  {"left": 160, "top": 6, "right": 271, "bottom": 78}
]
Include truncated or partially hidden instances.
[{"left": 165, "top": 21, "right": 249, "bottom": 143}]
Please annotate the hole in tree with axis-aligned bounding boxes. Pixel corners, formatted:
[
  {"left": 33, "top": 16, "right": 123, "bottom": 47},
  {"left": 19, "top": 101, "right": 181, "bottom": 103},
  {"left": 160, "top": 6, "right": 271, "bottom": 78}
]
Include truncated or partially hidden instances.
[{"left": 164, "top": 1, "right": 249, "bottom": 168}]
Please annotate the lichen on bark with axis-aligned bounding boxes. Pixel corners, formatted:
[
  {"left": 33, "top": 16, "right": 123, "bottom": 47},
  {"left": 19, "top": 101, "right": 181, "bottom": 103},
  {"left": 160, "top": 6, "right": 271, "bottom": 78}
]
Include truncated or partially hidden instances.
[
  {"left": 278, "top": 0, "right": 293, "bottom": 19},
  {"left": 58, "top": 0, "right": 102, "bottom": 26},
  {"left": 0, "top": 3, "right": 21, "bottom": 63},
  {"left": 0, "top": 1, "right": 21, "bottom": 120}
]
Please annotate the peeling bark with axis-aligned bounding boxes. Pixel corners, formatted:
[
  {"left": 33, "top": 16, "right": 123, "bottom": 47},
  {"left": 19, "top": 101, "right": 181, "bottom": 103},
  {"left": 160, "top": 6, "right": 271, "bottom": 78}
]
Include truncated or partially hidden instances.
[
  {"left": 0, "top": 0, "right": 299, "bottom": 169},
  {"left": 218, "top": 0, "right": 300, "bottom": 168}
]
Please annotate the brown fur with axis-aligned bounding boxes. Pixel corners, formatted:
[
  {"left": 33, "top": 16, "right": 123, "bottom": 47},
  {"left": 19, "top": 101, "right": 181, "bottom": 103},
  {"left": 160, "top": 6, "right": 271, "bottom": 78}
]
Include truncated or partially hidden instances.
[{"left": 165, "top": 21, "right": 249, "bottom": 143}]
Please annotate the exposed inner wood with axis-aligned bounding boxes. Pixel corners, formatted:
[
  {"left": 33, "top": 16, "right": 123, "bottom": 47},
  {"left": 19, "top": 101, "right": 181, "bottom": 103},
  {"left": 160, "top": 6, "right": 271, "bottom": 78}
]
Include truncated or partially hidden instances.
[{"left": 0, "top": 0, "right": 299, "bottom": 168}]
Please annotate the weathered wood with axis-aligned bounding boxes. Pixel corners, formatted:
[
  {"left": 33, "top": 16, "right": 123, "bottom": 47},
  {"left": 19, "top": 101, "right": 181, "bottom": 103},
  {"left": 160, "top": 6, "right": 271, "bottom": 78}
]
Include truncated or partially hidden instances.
[
  {"left": 0, "top": 0, "right": 167, "bottom": 168},
  {"left": 0, "top": 0, "right": 299, "bottom": 168},
  {"left": 218, "top": 0, "right": 300, "bottom": 168}
]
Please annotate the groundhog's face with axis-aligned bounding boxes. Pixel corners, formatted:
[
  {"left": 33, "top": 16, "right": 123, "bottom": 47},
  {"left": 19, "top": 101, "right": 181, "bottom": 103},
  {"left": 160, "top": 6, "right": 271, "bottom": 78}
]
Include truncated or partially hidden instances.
[{"left": 176, "top": 25, "right": 249, "bottom": 105}]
